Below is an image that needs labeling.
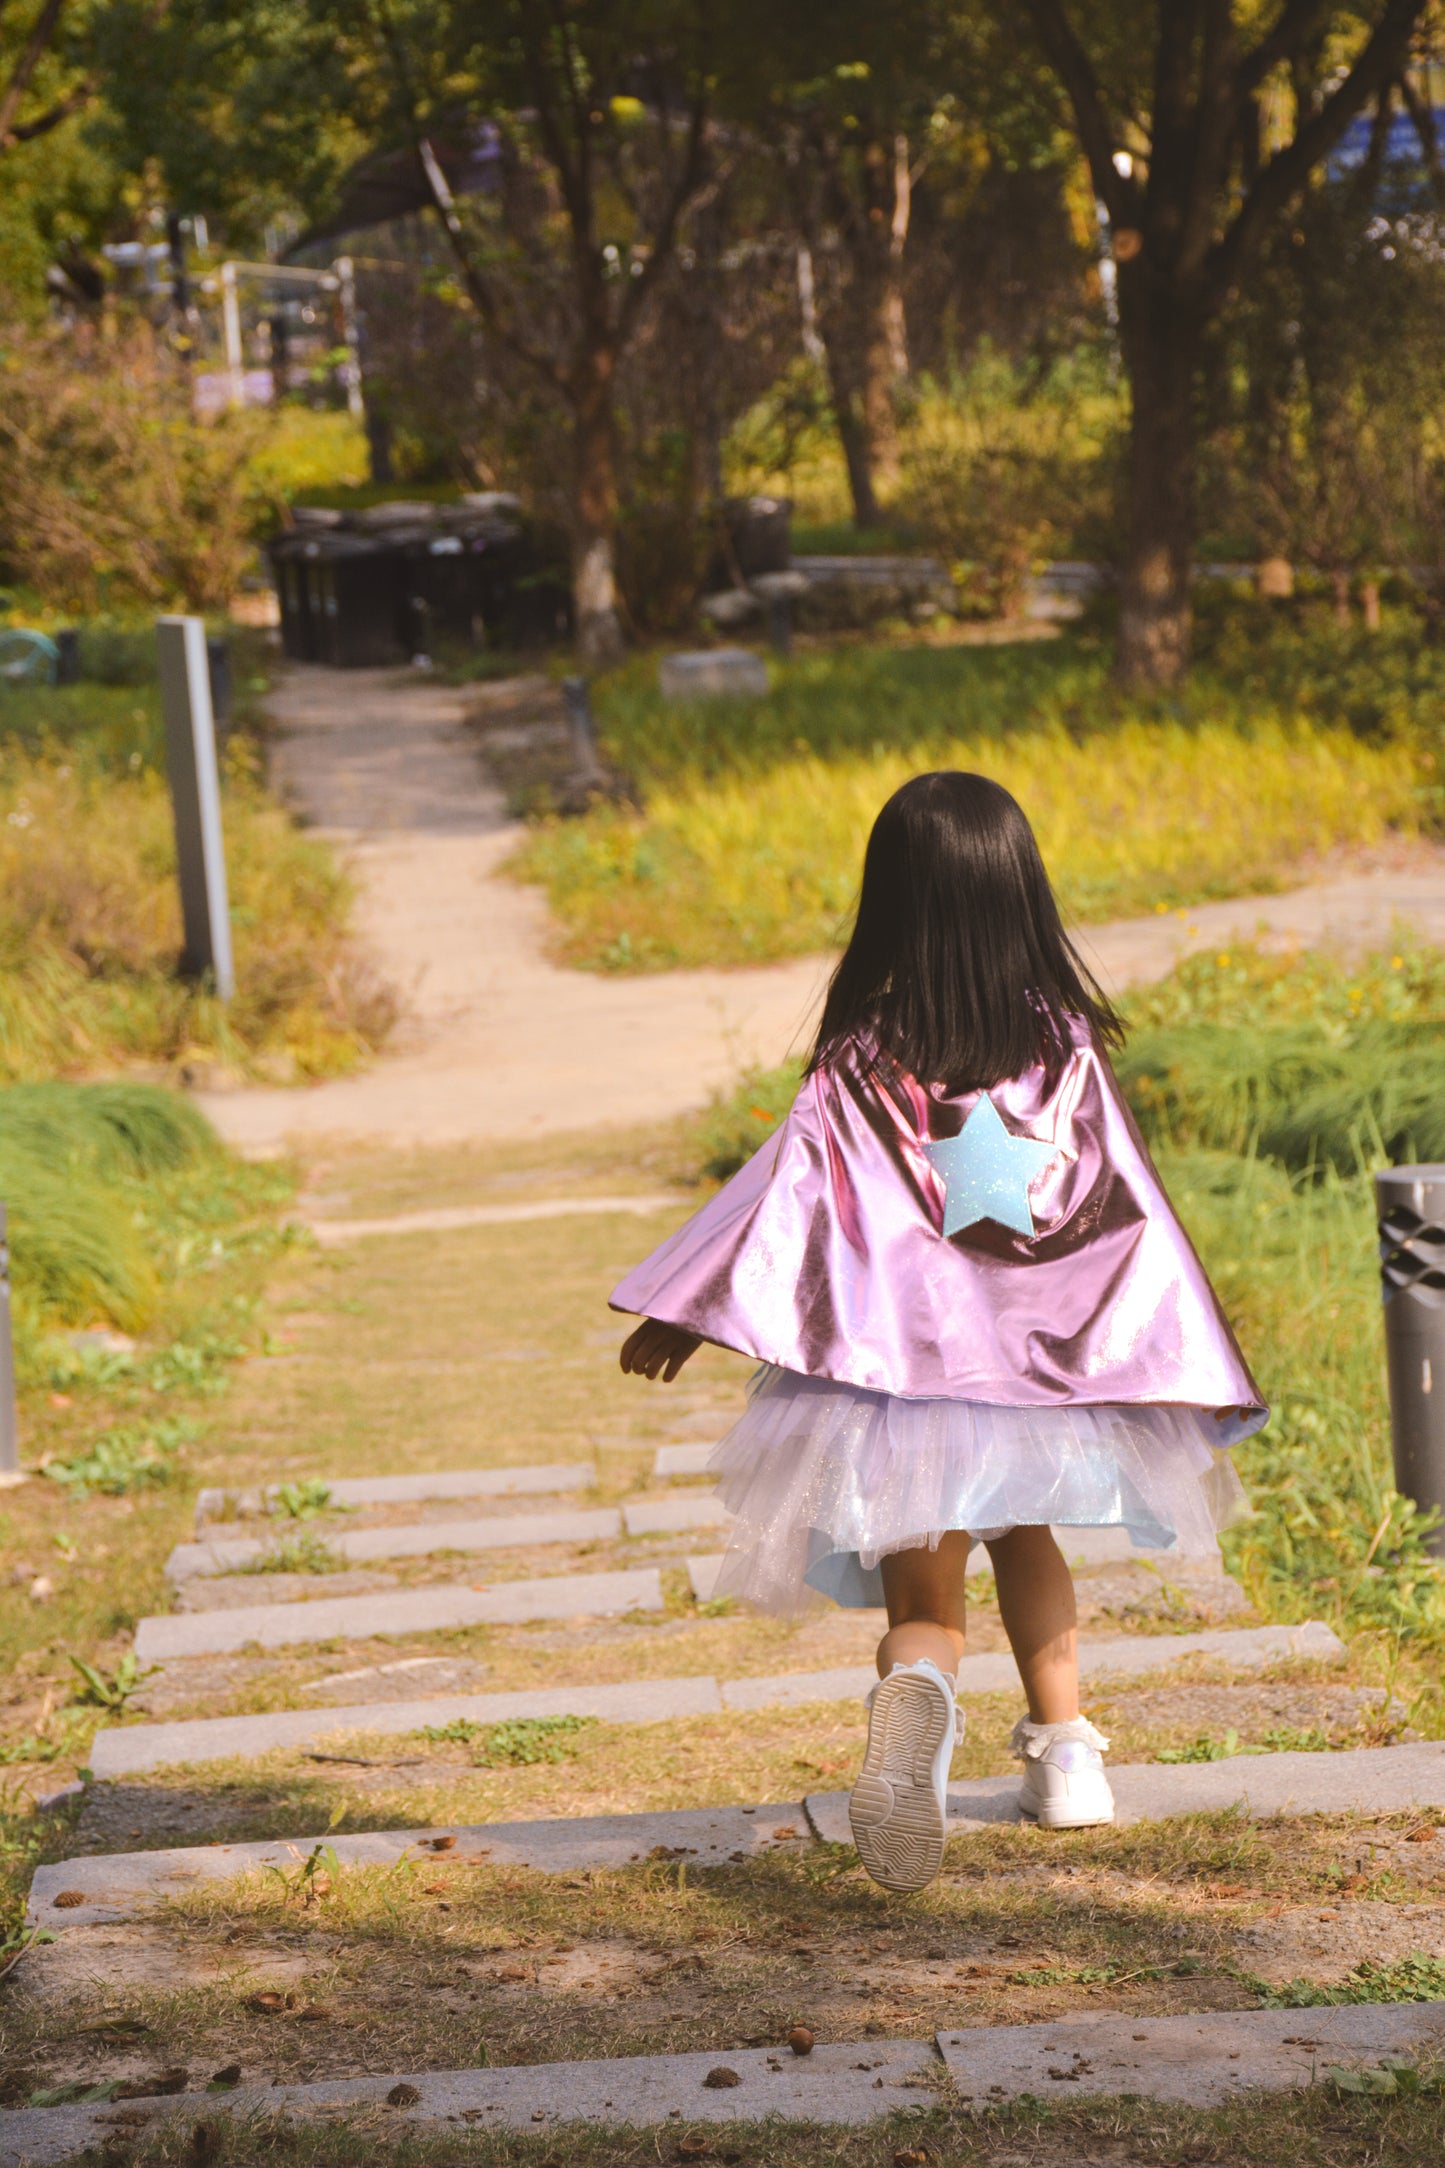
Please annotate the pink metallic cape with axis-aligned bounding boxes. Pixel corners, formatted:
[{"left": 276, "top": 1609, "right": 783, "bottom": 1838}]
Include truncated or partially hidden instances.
[{"left": 611, "top": 1025, "right": 1265, "bottom": 1437}]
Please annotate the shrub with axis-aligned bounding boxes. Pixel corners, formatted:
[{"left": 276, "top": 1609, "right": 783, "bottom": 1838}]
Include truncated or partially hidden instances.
[
  {"left": 0, "top": 313, "right": 267, "bottom": 613},
  {"left": 896, "top": 352, "right": 1122, "bottom": 616}
]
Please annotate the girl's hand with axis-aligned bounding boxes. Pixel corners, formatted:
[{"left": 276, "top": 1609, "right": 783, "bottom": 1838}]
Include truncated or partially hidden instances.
[{"left": 620, "top": 1319, "right": 701, "bottom": 1382}]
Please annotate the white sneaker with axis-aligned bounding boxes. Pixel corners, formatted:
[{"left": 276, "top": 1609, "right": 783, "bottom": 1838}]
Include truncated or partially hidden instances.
[
  {"left": 1012, "top": 1715, "right": 1115, "bottom": 1829},
  {"left": 849, "top": 1659, "right": 960, "bottom": 1893}
]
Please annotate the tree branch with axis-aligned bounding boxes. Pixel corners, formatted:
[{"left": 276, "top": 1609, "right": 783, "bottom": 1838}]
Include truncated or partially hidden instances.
[
  {"left": 617, "top": 76, "right": 709, "bottom": 343},
  {"left": 1023, "top": 0, "right": 1139, "bottom": 223},
  {"left": 0, "top": 0, "right": 66, "bottom": 144},
  {"left": 415, "top": 134, "right": 569, "bottom": 395},
  {"left": 1237, "top": 0, "right": 1330, "bottom": 98},
  {"left": 7, "top": 75, "right": 86, "bottom": 142},
  {"left": 1206, "top": 0, "right": 1427, "bottom": 308}
]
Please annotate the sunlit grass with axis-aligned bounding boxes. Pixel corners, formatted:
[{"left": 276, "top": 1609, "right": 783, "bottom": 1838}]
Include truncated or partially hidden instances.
[{"left": 514, "top": 642, "right": 1425, "bottom": 971}]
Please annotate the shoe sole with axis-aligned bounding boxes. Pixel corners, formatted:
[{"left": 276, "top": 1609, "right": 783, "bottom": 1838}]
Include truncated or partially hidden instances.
[
  {"left": 1018, "top": 1784, "right": 1116, "bottom": 1831},
  {"left": 848, "top": 1670, "right": 952, "bottom": 1893}
]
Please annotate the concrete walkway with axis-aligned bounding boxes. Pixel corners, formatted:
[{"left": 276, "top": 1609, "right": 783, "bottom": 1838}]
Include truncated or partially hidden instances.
[{"left": 200, "top": 666, "right": 1445, "bottom": 1152}]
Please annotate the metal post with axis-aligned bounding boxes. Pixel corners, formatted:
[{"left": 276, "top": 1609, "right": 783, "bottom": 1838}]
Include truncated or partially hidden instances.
[
  {"left": 334, "top": 255, "right": 364, "bottom": 420},
  {"left": 0, "top": 1203, "right": 18, "bottom": 1482},
  {"left": 157, "top": 616, "right": 235, "bottom": 999},
  {"left": 1376, "top": 1163, "right": 1445, "bottom": 1556},
  {"left": 220, "top": 260, "right": 244, "bottom": 407},
  {"left": 562, "top": 676, "right": 606, "bottom": 789}
]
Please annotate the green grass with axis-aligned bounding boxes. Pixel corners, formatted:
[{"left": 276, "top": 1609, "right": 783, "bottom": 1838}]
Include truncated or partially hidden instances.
[{"left": 512, "top": 636, "right": 1428, "bottom": 971}]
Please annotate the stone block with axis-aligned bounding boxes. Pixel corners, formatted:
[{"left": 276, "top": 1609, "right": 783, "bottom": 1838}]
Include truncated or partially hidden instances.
[
  {"left": 937, "top": 2004, "right": 1445, "bottom": 2109},
  {"left": 658, "top": 648, "right": 769, "bottom": 700},
  {"left": 653, "top": 1441, "right": 715, "bottom": 1477},
  {"left": 30, "top": 1798, "right": 810, "bottom": 1926},
  {"left": 87, "top": 1673, "right": 725, "bottom": 1779},
  {"left": 0, "top": 2039, "right": 939, "bottom": 2163},
  {"left": 133, "top": 1566, "right": 663, "bottom": 1662},
  {"left": 166, "top": 1507, "right": 622, "bottom": 1581},
  {"left": 194, "top": 1461, "right": 596, "bottom": 1531},
  {"left": 624, "top": 1493, "right": 733, "bottom": 1535}
]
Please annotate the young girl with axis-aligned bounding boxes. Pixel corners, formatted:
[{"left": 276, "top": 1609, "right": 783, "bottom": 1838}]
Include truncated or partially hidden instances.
[{"left": 614, "top": 772, "right": 1264, "bottom": 1895}]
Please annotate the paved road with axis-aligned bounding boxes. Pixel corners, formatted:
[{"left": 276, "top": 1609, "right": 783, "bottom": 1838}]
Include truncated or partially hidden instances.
[{"left": 199, "top": 666, "right": 1445, "bottom": 1153}]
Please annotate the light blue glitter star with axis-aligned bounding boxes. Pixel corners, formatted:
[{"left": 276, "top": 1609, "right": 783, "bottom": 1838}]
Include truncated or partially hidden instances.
[{"left": 923, "top": 1093, "right": 1058, "bottom": 1240}]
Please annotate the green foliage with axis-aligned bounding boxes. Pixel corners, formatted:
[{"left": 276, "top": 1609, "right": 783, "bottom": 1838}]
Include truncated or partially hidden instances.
[
  {"left": 514, "top": 638, "right": 1424, "bottom": 972},
  {"left": 1250, "top": 1956, "right": 1445, "bottom": 2009},
  {"left": 693, "top": 1060, "right": 804, "bottom": 1181},
  {"left": 66, "top": 1651, "right": 159, "bottom": 1710},
  {"left": 1325, "top": 2055, "right": 1445, "bottom": 2097},
  {"left": 0, "top": 730, "right": 397, "bottom": 1083},
  {"left": 41, "top": 1418, "right": 194, "bottom": 1495},
  {"left": 239, "top": 1530, "right": 343, "bottom": 1575},
  {"left": 897, "top": 351, "right": 1122, "bottom": 615},
  {"left": 270, "top": 1478, "right": 337, "bottom": 1521},
  {"left": 415, "top": 1714, "right": 596, "bottom": 1766},
  {"left": 0, "top": 1082, "right": 216, "bottom": 1335}
]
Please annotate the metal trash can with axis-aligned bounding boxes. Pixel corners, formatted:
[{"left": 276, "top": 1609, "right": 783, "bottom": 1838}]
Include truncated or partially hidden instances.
[{"left": 1375, "top": 1163, "right": 1445, "bottom": 1555}]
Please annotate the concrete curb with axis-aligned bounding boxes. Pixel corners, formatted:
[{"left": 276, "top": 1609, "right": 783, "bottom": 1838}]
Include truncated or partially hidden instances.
[
  {"left": 302, "top": 1192, "right": 688, "bottom": 1245},
  {"left": 93, "top": 1620, "right": 1347, "bottom": 1774},
  {"left": 804, "top": 1739, "right": 1445, "bottom": 1841},
  {"left": 37, "top": 1746, "right": 1445, "bottom": 1922},
  {"left": 133, "top": 1566, "right": 663, "bottom": 1662},
  {"left": 5, "top": 2008, "right": 1445, "bottom": 2163},
  {"left": 166, "top": 1507, "right": 624, "bottom": 1582},
  {"left": 194, "top": 1461, "right": 595, "bottom": 1530},
  {"left": 29, "top": 1801, "right": 813, "bottom": 1925}
]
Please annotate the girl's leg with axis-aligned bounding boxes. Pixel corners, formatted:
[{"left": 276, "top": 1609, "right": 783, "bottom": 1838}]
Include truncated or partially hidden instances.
[
  {"left": 984, "top": 1524, "right": 1079, "bottom": 1723},
  {"left": 877, "top": 1530, "right": 971, "bottom": 1679}
]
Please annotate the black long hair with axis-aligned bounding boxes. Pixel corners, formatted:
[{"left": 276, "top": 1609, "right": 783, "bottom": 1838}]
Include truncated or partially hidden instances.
[{"left": 807, "top": 771, "right": 1122, "bottom": 1092}]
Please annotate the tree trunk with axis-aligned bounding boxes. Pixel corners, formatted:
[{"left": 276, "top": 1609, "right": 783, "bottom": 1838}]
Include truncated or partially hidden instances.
[
  {"left": 1116, "top": 280, "right": 1198, "bottom": 688},
  {"left": 572, "top": 340, "right": 625, "bottom": 668},
  {"left": 820, "top": 324, "right": 881, "bottom": 528}
]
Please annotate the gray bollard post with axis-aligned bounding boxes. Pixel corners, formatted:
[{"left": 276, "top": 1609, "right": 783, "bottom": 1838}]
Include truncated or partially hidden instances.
[
  {"left": 157, "top": 615, "right": 235, "bottom": 999},
  {"left": 1375, "top": 1163, "right": 1445, "bottom": 1556},
  {"left": 561, "top": 675, "right": 606, "bottom": 790},
  {"left": 0, "top": 1203, "right": 19, "bottom": 1482}
]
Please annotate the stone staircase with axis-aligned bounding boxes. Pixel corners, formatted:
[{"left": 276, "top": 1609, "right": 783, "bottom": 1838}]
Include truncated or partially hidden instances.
[{"left": 11, "top": 1444, "right": 1445, "bottom": 2161}]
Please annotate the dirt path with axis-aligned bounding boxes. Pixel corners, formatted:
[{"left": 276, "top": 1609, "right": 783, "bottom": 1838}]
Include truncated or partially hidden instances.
[{"left": 198, "top": 665, "right": 1445, "bottom": 1152}]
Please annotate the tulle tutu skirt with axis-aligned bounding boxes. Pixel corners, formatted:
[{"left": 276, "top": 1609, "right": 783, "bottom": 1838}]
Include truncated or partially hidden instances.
[{"left": 707, "top": 1366, "right": 1249, "bottom": 1615}]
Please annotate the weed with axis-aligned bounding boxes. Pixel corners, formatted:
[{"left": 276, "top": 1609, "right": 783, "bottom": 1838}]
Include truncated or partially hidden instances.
[
  {"left": 67, "top": 1652, "right": 160, "bottom": 1711},
  {"left": 1248, "top": 1955, "right": 1445, "bottom": 2007},
  {"left": 1326, "top": 2053, "right": 1445, "bottom": 2096},
  {"left": 414, "top": 1715, "right": 597, "bottom": 1767},
  {"left": 1156, "top": 1730, "right": 1246, "bottom": 1764},
  {"left": 270, "top": 1478, "right": 337, "bottom": 1521},
  {"left": 237, "top": 1531, "right": 343, "bottom": 1576},
  {"left": 40, "top": 1418, "right": 194, "bottom": 1495}
]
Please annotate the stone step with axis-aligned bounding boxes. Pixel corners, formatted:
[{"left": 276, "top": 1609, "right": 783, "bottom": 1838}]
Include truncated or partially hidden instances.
[
  {"left": 92, "top": 1620, "right": 1346, "bottom": 1776},
  {"left": 166, "top": 1506, "right": 623, "bottom": 1582},
  {"left": 653, "top": 1441, "right": 716, "bottom": 1477},
  {"left": 0, "top": 2039, "right": 938, "bottom": 2165},
  {"left": 132, "top": 1565, "right": 663, "bottom": 1663},
  {"left": 33, "top": 1740, "right": 1445, "bottom": 1925},
  {"left": 623, "top": 1492, "right": 733, "bottom": 1535},
  {"left": 4, "top": 2006, "right": 1444, "bottom": 2163},
  {"left": 29, "top": 1801, "right": 812, "bottom": 1924},
  {"left": 302, "top": 1192, "right": 687, "bottom": 1246},
  {"left": 194, "top": 1460, "right": 594, "bottom": 1533}
]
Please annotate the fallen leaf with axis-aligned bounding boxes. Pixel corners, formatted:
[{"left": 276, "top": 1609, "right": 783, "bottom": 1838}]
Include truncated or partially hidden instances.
[
  {"left": 772, "top": 1826, "right": 798, "bottom": 1840},
  {"left": 425, "top": 1835, "right": 456, "bottom": 1851},
  {"left": 387, "top": 2082, "right": 421, "bottom": 2107},
  {"left": 96, "top": 2112, "right": 153, "bottom": 2130},
  {"left": 28, "top": 1576, "right": 52, "bottom": 1602},
  {"left": 421, "top": 1882, "right": 449, "bottom": 1895},
  {"left": 206, "top": 2067, "right": 241, "bottom": 2091},
  {"left": 678, "top": 2139, "right": 712, "bottom": 2160},
  {"left": 786, "top": 2026, "right": 814, "bottom": 2057},
  {"left": 497, "top": 1966, "right": 528, "bottom": 1982},
  {"left": 187, "top": 2122, "right": 224, "bottom": 2164},
  {"left": 1406, "top": 1823, "right": 1437, "bottom": 1842},
  {"left": 244, "top": 1992, "right": 293, "bottom": 2014},
  {"left": 114, "top": 2069, "right": 189, "bottom": 2100},
  {"left": 297, "top": 2006, "right": 334, "bottom": 2023},
  {"left": 702, "top": 2067, "right": 741, "bottom": 2089},
  {"left": 51, "top": 1891, "right": 87, "bottom": 1910}
]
